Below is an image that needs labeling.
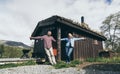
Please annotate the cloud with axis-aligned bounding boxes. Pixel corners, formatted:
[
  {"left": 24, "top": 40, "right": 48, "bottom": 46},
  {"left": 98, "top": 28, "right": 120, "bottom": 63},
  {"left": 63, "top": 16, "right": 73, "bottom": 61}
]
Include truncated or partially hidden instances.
[{"left": 0, "top": 0, "right": 120, "bottom": 45}]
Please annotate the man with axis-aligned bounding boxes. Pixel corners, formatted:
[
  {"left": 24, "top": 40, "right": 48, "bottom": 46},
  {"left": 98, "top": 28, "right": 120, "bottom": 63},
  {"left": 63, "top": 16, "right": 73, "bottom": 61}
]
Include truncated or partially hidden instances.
[
  {"left": 30, "top": 31, "right": 56, "bottom": 65},
  {"left": 61, "top": 33, "right": 85, "bottom": 63}
]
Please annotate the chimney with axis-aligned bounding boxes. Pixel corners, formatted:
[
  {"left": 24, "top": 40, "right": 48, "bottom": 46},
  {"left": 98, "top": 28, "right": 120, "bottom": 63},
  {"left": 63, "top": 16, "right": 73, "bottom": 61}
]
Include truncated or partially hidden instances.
[{"left": 81, "top": 16, "right": 84, "bottom": 23}]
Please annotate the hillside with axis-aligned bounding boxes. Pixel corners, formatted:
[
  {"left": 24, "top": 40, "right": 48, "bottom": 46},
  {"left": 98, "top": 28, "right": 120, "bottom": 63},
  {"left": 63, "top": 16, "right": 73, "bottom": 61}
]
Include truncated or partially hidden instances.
[
  {"left": 0, "top": 40, "right": 32, "bottom": 58},
  {"left": 0, "top": 40, "right": 31, "bottom": 49}
]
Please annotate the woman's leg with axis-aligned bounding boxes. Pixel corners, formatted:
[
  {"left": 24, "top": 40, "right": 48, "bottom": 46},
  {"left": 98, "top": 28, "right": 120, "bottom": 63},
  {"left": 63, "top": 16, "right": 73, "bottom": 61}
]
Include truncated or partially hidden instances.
[
  {"left": 67, "top": 47, "right": 73, "bottom": 62},
  {"left": 65, "top": 47, "right": 69, "bottom": 63}
]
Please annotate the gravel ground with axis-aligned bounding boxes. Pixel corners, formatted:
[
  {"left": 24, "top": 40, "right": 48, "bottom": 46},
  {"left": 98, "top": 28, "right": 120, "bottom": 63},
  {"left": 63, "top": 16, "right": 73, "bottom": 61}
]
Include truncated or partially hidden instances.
[{"left": 0, "top": 65, "right": 120, "bottom": 74}]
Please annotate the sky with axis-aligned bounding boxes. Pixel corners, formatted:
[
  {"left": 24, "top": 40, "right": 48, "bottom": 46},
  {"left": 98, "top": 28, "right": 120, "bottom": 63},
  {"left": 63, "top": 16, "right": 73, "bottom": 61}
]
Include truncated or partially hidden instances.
[{"left": 0, "top": 0, "right": 120, "bottom": 45}]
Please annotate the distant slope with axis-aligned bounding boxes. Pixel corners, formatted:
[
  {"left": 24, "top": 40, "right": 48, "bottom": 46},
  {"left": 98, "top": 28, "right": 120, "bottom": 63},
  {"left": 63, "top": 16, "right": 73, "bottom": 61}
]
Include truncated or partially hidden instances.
[{"left": 0, "top": 40, "right": 31, "bottom": 49}]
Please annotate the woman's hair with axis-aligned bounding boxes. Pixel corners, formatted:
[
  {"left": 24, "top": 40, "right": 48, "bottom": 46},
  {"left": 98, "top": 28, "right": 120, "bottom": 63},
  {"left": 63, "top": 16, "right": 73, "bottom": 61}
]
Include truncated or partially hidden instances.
[{"left": 68, "top": 33, "right": 73, "bottom": 38}]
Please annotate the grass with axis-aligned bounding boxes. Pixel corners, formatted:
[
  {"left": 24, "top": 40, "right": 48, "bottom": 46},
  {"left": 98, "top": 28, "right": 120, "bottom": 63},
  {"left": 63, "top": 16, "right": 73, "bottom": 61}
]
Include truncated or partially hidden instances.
[
  {"left": 70, "top": 60, "right": 83, "bottom": 67},
  {"left": 53, "top": 60, "right": 82, "bottom": 69},
  {"left": 86, "top": 57, "right": 120, "bottom": 63},
  {"left": 0, "top": 57, "right": 120, "bottom": 70},
  {"left": 0, "top": 60, "right": 36, "bottom": 69},
  {"left": 53, "top": 61, "right": 69, "bottom": 69},
  {"left": 53, "top": 57, "right": 120, "bottom": 69},
  {"left": 0, "top": 63, "right": 18, "bottom": 69}
]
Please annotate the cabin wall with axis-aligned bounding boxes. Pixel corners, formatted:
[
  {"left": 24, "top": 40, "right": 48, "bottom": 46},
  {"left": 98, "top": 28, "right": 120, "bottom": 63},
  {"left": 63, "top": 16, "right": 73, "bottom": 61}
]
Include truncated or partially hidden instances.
[
  {"left": 73, "top": 32, "right": 103, "bottom": 60},
  {"left": 32, "top": 39, "right": 45, "bottom": 58}
]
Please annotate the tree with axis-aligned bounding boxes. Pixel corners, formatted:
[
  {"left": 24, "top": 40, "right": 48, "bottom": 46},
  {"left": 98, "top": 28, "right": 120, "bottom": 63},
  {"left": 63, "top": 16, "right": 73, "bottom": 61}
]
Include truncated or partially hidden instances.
[{"left": 100, "top": 11, "right": 120, "bottom": 52}]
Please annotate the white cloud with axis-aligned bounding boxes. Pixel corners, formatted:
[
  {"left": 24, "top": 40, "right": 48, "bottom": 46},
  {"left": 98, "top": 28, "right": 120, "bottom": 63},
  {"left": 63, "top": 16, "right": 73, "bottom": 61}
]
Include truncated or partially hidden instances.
[{"left": 0, "top": 0, "right": 120, "bottom": 45}]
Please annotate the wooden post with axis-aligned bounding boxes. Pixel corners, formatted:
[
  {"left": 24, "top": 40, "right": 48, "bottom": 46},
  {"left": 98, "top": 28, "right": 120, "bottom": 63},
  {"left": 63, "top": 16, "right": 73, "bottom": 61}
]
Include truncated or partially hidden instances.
[
  {"left": 73, "top": 32, "right": 76, "bottom": 60},
  {"left": 57, "top": 26, "right": 61, "bottom": 61}
]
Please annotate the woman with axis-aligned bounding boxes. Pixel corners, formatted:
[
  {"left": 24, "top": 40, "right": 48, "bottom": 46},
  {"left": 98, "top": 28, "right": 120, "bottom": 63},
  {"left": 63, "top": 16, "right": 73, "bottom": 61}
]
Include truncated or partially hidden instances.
[{"left": 61, "top": 33, "right": 85, "bottom": 63}]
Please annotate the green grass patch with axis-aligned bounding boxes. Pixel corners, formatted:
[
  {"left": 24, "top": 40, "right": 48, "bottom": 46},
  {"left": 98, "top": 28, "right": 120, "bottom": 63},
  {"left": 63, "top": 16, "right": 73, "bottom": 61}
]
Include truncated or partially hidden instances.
[
  {"left": 0, "top": 63, "right": 18, "bottom": 69},
  {"left": 53, "top": 60, "right": 82, "bottom": 69},
  {"left": 22, "top": 60, "right": 36, "bottom": 65},
  {"left": 86, "top": 57, "right": 120, "bottom": 63},
  {"left": 70, "top": 60, "right": 83, "bottom": 67},
  {"left": 44, "top": 62, "right": 50, "bottom": 65},
  {"left": 0, "top": 60, "right": 36, "bottom": 69},
  {"left": 53, "top": 61, "right": 69, "bottom": 69}
]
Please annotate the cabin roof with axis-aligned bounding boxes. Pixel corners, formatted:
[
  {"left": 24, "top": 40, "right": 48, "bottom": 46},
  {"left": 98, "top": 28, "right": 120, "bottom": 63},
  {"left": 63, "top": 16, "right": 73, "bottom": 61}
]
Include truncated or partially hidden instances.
[{"left": 31, "top": 15, "right": 107, "bottom": 41}]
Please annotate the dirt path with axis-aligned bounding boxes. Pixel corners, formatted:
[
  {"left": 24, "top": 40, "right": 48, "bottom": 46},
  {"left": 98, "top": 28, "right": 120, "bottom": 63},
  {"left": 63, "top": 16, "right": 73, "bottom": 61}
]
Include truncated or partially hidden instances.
[{"left": 0, "top": 64, "right": 120, "bottom": 74}]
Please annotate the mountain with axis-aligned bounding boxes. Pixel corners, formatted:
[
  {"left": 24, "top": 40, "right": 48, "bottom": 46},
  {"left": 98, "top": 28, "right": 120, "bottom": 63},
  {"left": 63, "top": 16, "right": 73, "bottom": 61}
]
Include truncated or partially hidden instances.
[{"left": 0, "top": 40, "right": 31, "bottom": 49}]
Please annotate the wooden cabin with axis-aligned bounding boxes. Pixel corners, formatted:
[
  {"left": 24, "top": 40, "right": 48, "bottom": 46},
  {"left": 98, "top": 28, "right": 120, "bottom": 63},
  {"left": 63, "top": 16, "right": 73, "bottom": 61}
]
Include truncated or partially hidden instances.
[{"left": 31, "top": 15, "right": 106, "bottom": 61}]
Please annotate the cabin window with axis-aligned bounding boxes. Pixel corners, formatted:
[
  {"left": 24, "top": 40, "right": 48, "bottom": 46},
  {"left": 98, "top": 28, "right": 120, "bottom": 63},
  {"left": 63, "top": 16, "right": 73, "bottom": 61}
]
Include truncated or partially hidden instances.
[{"left": 94, "top": 40, "right": 98, "bottom": 45}]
